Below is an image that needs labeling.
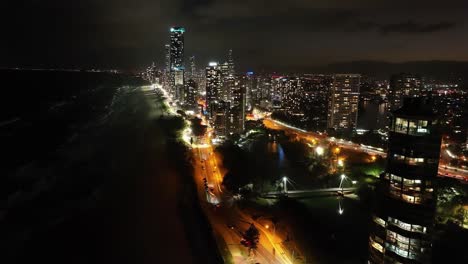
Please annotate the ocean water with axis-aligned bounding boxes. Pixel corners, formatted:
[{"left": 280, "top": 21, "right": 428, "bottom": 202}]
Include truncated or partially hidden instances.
[
  {"left": 0, "top": 70, "right": 144, "bottom": 262},
  {"left": 0, "top": 70, "right": 221, "bottom": 264}
]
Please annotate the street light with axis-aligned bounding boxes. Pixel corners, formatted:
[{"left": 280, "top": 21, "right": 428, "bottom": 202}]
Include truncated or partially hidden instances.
[
  {"left": 282, "top": 176, "right": 288, "bottom": 193},
  {"left": 315, "top": 146, "right": 324, "bottom": 156},
  {"left": 337, "top": 158, "right": 344, "bottom": 167},
  {"left": 339, "top": 174, "right": 346, "bottom": 194}
]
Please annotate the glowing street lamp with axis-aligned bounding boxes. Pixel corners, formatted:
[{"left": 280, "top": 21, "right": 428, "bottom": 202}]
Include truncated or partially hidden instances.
[
  {"left": 337, "top": 158, "right": 344, "bottom": 167},
  {"left": 315, "top": 146, "right": 324, "bottom": 156},
  {"left": 339, "top": 174, "right": 346, "bottom": 193},
  {"left": 282, "top": 176, "right": 288, "bottom": 193}
]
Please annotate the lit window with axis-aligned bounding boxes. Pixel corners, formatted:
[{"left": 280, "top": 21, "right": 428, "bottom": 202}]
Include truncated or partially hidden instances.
[
  {"left": 373, "top": 216, "right": 386, "bottom": 227},
  {"left": 394, "top": 118, "right": 408, "bottom": 133},
  {"left": 371, "top": 240, "right": 384, "bottom": 253}
]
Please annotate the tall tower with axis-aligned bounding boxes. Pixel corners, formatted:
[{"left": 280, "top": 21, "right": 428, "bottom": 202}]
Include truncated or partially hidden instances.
[
  {"left": 205, "top": 62, "right": 222, "bottom": 116},
  {"left": 219, "top": 62, "right": 232, "bottom": 101},
  {"left": 164, "top": 44, "right": 171, "bottom": 72},
  {"left": 184, "top": 79, "right": 197, "bottom": 110},
  {"left": 327, "top": 74, "right": 360, "bottom": 131},
  {"left": 169, "top": 27, "right": 184, "bottom": 70},
  {"left": 213, "top": 101, "right": 230, "bottom": 137},
  {"left": 369, "top": 98, "right": 441, "bottom": 264},
  {"left": 169, "top": 27, "right": 185, "bottom": 98},
  {"left": 229, "top": 75, "right": 246, "bottom": 133},
  {"left": 188, "top": 55, "right": 196, "bottom": 80},
  {"left": 227, "top": 49, "right": 235, "bottom": 76}
]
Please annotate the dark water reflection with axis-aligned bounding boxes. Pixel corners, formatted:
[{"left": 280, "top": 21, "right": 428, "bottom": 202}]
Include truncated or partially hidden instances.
[{"left": 358, "top": 100, "right": 388, "bottom": 130}]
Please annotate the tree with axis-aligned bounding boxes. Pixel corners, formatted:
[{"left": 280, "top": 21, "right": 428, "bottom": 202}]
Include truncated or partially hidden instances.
[
  {"left": 191, "top": 117, "right": 207, "bottom": 137},
  {"left": 244, "top": 224, "right": 260, "bottom": 251}
]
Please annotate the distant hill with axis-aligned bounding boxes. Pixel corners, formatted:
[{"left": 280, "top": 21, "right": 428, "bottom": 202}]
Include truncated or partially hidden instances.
[{"left": 318, "top": 60, "right": 468, "bottom": 81}]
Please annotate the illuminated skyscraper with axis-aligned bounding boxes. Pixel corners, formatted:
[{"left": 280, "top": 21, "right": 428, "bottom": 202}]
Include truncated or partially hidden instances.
[
  {"left": 162, "top": 44, "right": 171, "bottom": 89},
  {"left": 219, "top": 62, "right": 232, "bottom": 101},
  {"left": 213, "top": 101, "right": 230, "bottom": 137},
  {"left": 229, "top": 75, "right": 246, "bottom": 133},
  {"left": 184, "top": 79, "right": 197, "bottom": 110},
  {"left": 205, "top": 62, "right": 222, "bottom": 116},
  {"left": 388, "top": 73, "right": 423, "bottom": 112},
  {"left": 245, "top": 71, "right": 257, "bottom": 109},
  {"left": 327, "top": 74, "right": 360, "bottom": 130},
  {"left": 227, "top": 49, "right": 235, "bottom": 76},
  {"left": 169, "top": 27, "right": 185, "bottom": 97},
  {"left": 188, "top": 55, "right": 196, "bottom": 80},
  {"left": 369, "top": 98, "right": 441, "bottom": 264},
  {"left": 164, "top": 44, "right": 171, "bottom": 73},
  {"left": 169, "top": 27, "right": 184, "bottom": 70}
]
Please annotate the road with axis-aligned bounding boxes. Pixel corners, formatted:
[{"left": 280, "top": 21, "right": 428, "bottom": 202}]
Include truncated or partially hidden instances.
[
  {"left": 263, "top": 118, "right": 468, "bottom": 182},
  {"left": 191, "top": 133, "right": 294, "bottom": 263}
]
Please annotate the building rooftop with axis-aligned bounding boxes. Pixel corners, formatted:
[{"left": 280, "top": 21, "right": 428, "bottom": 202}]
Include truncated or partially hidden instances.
[{"left": 393, "top": 97, "right": 437, "bottom": 118}]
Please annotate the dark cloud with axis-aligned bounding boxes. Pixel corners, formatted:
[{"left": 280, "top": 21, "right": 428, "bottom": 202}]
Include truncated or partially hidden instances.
[
  {"left": 380, "top": 20, "right": 458, "bottom": 34},
  {"left": 1, "top": 0, "right": 467, "bottom": 70}
]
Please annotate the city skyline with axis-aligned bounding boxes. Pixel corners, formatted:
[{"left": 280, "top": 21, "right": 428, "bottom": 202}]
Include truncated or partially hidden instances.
[
  {"left": 2, "top": 1, "right": 468, "bottom": 71},
  {"left": 1, "top": 2, "right": 467, "bottom": 264}
]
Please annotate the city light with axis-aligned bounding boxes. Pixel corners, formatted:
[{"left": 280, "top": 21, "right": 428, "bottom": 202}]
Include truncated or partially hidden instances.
[
  {"left": 315, "top": 146, "right": 324, "bottom": 156},
  {"left": 337, "top": 158, "right": 344, "bottom": 167}
]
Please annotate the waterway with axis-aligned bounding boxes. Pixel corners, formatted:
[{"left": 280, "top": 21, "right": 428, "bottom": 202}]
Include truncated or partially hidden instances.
[{"left": 357, "top": 100, "right": 388, "bottom": 130}]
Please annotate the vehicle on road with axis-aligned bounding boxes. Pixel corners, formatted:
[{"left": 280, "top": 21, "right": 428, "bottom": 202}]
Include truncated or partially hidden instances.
[{"left": 240, "top": 238, "right": 251, "bottom": 247}]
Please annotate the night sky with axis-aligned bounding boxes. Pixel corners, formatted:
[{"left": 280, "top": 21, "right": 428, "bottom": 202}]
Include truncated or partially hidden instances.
[{"left": 2, "top": 1, "right": 468, "bottom": 71}]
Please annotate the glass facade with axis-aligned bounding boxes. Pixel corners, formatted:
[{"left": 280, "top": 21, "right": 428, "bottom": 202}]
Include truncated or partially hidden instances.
[
  {"left": 393, "top": 118, "right": 431, "bottom": 136},
  {"left": 369, "top": 98, "right": 440, "bottom": 264},
  {"left": 385, "top": 230, "right": 429, "bottom": 261},
  {"left": 388, "top": 173, "right": 433, "bottom": 204}
]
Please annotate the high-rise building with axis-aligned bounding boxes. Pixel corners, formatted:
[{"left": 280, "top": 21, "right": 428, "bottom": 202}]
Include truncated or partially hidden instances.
[
  {"left": 302, "top": 74, "right": 331, "bottom": 131},
  {"left": 281, "top": 77, "right": 303, "bottom": 115},
  {"left": 169, "top": 27, "right": 185, "bottom": 97},
  {"left": 162, "top": 44, "right": 171, "bottom": 89},
  {"left": 213, "top": 101, "right": 230, "bottom": 137},
  {"left": 229, "top": 75, "right": 246, "bottom": 133},
  {"left": 327, "top": 74, "right": 361, "bottom": 131},
  {"left": 188, "top": 55, "right": 196, "bottom": 81},
  {"left": 369, "top": 98, "right": 441, "bottom": 264},
  {"left": 245, "top": 71, "right": 257, "bottom": 109},
  {"left": 227, "top": 49, "right": 235, "bottom": 76},
  {"left": 219, "top": 62, "right": 232, "bottom": 101},
  {"left": 388, "top": 73, "right": 422, "bottom": 112},
  {"left": 257, "top": 75, "right": 273, "bottom": 108},
  {"left": 164, "top": 44, "right": 171, "bottom": 73},
  {"left": 205, "top": 62, "right": 222, "bottom": 116},
  {"left": 169, "top": 27, "right": 184, "bottom": 70},
  {"left": 184, "top": 79, "right": 197, "bottom": 110}
]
